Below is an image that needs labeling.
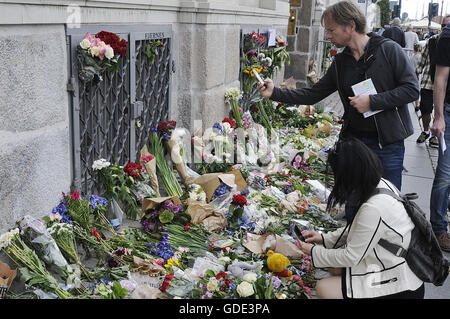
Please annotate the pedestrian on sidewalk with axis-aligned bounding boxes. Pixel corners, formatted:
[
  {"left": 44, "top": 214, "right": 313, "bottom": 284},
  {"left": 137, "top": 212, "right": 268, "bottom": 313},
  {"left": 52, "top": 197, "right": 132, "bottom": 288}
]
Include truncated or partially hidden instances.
[
  {"left": 411, "top": 43, "right": 422, "bottom": 111},
  {"left": 405, "top": 26, "right": 419, "bottom": 60},
  {"left": 415, "top": 34, "right": 439, "bottom": 147},
  {"left": 382, "top": 17, "right": 406, "bottom": 48},
  {"left": 296, "top": 137, "right": 424, "bottom": 299},
  {"left": 430, "top": 15, "right": 450, "bottom": 252},
  {"left": 257, "top": 0, "right": 418, "bottom": 192}
]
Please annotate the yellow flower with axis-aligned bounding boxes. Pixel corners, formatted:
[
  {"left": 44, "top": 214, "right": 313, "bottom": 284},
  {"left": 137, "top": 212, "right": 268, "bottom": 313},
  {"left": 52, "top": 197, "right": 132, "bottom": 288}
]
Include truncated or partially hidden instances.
[{"left": 164, "top": 258, "right": 180, "bottom": 269}]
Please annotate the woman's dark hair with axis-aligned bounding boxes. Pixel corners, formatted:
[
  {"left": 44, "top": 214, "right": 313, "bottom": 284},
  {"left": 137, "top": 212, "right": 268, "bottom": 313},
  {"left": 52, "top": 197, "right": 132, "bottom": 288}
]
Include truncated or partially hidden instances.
[{"left": 326, "top": 137, "right": 383, "bottom": 218}]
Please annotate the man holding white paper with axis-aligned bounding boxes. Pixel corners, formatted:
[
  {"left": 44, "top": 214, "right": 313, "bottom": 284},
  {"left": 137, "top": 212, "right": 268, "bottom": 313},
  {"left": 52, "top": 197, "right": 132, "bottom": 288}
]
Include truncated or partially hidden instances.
[
  {"left": 257, "top": 0, "right": 418, "bottom": 191},
  {"left": 429, "top": 15, "right": 450, "bottom": 252}
]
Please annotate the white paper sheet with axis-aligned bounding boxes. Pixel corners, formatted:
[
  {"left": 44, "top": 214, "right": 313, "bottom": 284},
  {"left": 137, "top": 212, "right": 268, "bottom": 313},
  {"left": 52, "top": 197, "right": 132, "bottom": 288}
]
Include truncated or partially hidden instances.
[
  {"left": 440, "top": 133, "right": 447, "bottom": 155},
  {"left": 351, "top": 78, "right": 383, "bottom": 118}
]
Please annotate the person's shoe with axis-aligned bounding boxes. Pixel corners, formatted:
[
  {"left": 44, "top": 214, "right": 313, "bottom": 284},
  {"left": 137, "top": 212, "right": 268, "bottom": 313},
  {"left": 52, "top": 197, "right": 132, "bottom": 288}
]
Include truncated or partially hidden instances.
[
  {"left": 429, "top": 135, "right": 439, "bottom": 148},
  {"left": 437, "top": 233, "right": 450, "bottom": 252},
  {"left": 416, "top": 131, "right": 430, "bottom": 143}
]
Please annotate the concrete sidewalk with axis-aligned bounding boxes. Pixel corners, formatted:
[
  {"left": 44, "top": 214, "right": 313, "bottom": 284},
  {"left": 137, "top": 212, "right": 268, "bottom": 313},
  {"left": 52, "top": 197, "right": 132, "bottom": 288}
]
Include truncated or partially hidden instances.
[{"left": 402, "top": 103, "right": 450, "bottom": 299}]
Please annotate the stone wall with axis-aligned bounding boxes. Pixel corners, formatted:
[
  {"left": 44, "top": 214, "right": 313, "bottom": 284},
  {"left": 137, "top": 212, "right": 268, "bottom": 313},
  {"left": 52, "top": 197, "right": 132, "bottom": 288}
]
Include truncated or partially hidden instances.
[{"left": 0, "top": 0, "right": 289, "bottom": 233}]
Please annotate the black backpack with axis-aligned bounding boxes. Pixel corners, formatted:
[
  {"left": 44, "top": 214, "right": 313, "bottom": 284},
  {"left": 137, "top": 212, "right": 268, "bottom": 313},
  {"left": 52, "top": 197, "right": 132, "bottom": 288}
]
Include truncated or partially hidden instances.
[{"left": 373, "top": 188, "right": 449, "bottom": 286}]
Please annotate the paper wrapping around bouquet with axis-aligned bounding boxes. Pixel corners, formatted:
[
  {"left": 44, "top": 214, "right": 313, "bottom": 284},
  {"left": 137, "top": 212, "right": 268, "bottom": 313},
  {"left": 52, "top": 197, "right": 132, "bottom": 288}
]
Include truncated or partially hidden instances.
[
  {"left": 166, "top": 139, "right": 196, "bottom": 187},
  {"left": 141, "top": 196, "right": 182, "bottom": 217},
  {"left": 0, "top": 261, "right": 17, "bottom": 292},
  {"left": 243, "top": 233, "right": 303, "bottom": 258},
  {"left": 140, "top": 145, "right": 160, "bottom": 196},
  {"left": 186, "top": 199, "right": 227, "bottom": 232},
  {"left": 193, "top": 169, "right": 247, "bottom": 203}
]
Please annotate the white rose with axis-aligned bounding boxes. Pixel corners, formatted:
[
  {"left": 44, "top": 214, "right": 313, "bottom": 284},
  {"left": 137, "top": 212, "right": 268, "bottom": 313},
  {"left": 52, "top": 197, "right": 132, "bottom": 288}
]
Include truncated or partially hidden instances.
[
  {"left": 89, "top": 46, "right": 100, "bottom": 57},
  {"left": 275, "top": 292, "right": 287, "bottom": 299},
  {"left": 92, "top": 158, "right": 111, "bottom": 170},
  {"left": 243, "top": 272, "right": 258, "bottom": 283},
  {"left": 236, "top": 281, "right": 254, "bottom": 297},
  {"left": 207, "top": 278, "right": 219, "bottom": 292},
  {"left": 105, "top": 46, "right": 114, "bottom": 60},
  {"left": 80, "top": 38, "right": 92, "bottom": 50}
]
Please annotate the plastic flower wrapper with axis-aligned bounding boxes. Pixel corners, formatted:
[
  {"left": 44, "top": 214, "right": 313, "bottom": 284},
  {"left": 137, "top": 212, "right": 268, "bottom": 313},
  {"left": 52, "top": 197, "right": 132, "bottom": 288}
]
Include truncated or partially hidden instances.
[
  {"left": 0, "top": 228, "right": 73, "bottom": 299},
  {"left": 131, "top": 179, "right": 157, "bottom": 204},
  {"left": 46, "top": 222, "right": 92, "bottom": 280},
  {"left": 17, "top": 215, "right": 83, "bottom": 291},
  {"left": 164, "top": 266, "right": 197, "bottom": 298}
]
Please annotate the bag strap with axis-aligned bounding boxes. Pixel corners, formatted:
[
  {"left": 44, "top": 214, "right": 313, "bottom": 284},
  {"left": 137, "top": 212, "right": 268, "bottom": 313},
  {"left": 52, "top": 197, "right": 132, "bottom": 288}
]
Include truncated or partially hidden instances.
[{"left": 372, "top": 187, "right": 410, "bottom": 258}]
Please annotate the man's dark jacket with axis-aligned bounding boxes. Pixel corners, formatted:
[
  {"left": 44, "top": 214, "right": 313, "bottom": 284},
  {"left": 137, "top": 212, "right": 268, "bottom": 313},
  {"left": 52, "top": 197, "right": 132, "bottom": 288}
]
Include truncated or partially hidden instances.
[
  {"left": 382, "top": 26, "right": 406, "bottom": 48},
  {"left": 270, "top": 33, "right": 419, "bottom": 147}
]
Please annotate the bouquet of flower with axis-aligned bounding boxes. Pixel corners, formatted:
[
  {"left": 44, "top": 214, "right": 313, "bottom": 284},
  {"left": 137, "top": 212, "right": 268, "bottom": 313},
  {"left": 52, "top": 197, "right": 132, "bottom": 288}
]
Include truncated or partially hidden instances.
[
  {"left": 77, "top": 31, "right": 127, "bottom": 82},
  {"left": 141, "top": 199, "right": 188, "bottom": 234},
  {"left": 0, "top": 228, "right": 73, "bottom": 299},
  {"left": 62, "top": 191, "right": 114, "bottom": 235},
  {"left": 194, "top": 270, "right": 235, "bottom": 299},
  {"left": 224, "top": 88, "right": 243, "bottom": 128},
  {"left": 149, "top": 128, "right": 183, "bottom": 197},
  {"left": 92, "top": 159, "right": 141, "bottom": 220},
  {"left": 45, "top": 222, "right": 92, "bottom": 280},
  {"left": 145, "top": 40, "right": 164, "bottom": 65},
  {"left": 228, "top": 194, "right": 247, "bottom": 227}
]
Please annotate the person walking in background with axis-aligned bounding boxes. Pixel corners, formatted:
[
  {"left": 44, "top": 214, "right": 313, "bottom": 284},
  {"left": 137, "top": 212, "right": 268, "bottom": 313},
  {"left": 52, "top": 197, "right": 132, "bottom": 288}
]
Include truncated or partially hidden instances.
[
  {"left": 404, "top": 26, "right": 419, "bottom": 59},
  {"left": 430, "top": 15, "right": 450, "bottom": 252},
  {"left": 383, "top": 17, "right": 406, "bottom": 48},
  {"left": 415, "top": 34, "right": 439, "bottom": 148},
  {"left": 257, "top": 0, "right": 418, "bottom": 192},
  {"left": 412, "top": 43, "right": 422, "bottom": 111},
  {"left": 296, "top": 138, "right": 424, "bottom": 299}
]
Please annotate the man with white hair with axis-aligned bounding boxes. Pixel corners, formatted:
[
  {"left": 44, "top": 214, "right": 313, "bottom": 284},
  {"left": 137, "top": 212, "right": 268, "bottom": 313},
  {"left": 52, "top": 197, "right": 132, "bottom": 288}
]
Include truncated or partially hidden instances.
[
  {"left": 404, "top": 26, "right": 419, "bottom": 58},
  {"left": 382, "top": 17, "right": 406, "bottom": 47}
]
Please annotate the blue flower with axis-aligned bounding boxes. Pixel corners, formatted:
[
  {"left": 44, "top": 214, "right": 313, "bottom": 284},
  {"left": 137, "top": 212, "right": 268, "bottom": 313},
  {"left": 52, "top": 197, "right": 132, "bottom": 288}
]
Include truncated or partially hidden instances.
[
  {"left": 211, "top": 183, "right": 232, "bottom": 201},
  {"left": 224, "top": 227, "right": 234, "bottom": 236},
  {"left": 213, "top": 122, "right": 223, "bottom": 135},
  {"left": 89, "top": 194, "right": 108, "bottom": 208}
]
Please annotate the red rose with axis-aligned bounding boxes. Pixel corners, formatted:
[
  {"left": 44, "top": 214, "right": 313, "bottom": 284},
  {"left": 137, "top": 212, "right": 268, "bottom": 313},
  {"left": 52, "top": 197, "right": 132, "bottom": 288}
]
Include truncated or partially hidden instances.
[
  {"left": 157, "top": 120, "right": 177, "bottom": 134},
  {"left": 222, "top": 117, "right": 236, "bottom": 129},
  {"left": 215, "top": 271, "right": 228, "bottom": 280},
  {"left": 71, "top": 190, "right": 80, "bottom": 201},
  {"left": 184, "top": 222, "right": 193, "bottom": 231},
  {"left": 232, "top": 194, "right": 247, "bottom": 207},
  {"left": 124, "top": 162, "right": 142, "bottom": 178},
  {"left": 95, "top": 31, "right": 128, "bottom": 58},
  {"left": 330, "top": 49, "right": 338, "bottom": 56}
]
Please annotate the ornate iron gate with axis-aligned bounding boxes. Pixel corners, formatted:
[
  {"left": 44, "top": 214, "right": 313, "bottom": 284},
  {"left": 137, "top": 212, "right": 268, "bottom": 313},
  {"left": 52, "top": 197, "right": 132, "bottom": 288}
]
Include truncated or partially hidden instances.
[{"left": 66, "top": 25, "right": 173, "bottom": 195}]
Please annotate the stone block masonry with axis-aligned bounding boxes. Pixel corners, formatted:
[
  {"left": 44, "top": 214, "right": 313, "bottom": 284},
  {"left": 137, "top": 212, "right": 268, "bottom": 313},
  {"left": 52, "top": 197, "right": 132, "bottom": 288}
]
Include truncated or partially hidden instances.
[{"left": 0, "top": 0, "right": 289, "bottom": 233}]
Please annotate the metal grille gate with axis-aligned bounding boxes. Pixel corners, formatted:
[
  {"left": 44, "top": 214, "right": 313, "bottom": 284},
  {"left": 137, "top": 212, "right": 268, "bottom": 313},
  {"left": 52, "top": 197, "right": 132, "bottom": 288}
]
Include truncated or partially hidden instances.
[{"left": 66, "top": 25, "right": 173, "bottom": 195}]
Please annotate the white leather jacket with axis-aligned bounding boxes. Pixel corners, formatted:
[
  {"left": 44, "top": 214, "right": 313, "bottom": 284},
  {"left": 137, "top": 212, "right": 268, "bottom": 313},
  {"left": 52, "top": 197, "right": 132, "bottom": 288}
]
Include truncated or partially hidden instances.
[{"left": 311, "top": 179, "right": 423, "bottom": 298}]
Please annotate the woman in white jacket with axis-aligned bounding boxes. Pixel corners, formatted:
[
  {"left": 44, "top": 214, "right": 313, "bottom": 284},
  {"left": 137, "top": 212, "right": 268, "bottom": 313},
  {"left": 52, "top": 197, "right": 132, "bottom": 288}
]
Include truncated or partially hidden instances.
[{"left": 297, "top": 137, "right": 424, "bottom": 299}]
